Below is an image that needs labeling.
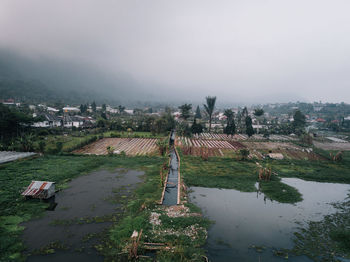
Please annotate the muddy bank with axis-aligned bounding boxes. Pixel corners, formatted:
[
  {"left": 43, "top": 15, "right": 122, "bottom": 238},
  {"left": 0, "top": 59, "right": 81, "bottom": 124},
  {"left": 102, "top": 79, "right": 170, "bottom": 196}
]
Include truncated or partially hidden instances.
[{"left": 22, "top": 168, "right": 143, "bottom": 262}]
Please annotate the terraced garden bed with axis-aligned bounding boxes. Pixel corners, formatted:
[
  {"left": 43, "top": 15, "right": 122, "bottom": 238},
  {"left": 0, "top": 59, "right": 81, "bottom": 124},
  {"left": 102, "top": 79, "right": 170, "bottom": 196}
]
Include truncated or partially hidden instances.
[
  {"left": 74, "top": 138, "right": 159, "bottom": 156},
  {"left": 176, "top": 137, "right": 246, "bottom": 157},
  {"left": 177, "top": 137, "right": 324, "bottom": 160}
]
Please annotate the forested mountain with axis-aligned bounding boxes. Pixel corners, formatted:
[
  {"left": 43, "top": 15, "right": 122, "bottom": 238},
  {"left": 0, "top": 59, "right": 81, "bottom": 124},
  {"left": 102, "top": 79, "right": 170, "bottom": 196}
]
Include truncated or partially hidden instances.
[{"left": 0, "top": 49, "right": 148, "bottom": 105}]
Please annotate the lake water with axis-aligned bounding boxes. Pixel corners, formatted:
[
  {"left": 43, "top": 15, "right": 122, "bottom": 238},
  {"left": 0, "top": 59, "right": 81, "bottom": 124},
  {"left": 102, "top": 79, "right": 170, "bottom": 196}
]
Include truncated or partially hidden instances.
[{"left": 189, "top": 178, "right": 350, "bottom": 262}]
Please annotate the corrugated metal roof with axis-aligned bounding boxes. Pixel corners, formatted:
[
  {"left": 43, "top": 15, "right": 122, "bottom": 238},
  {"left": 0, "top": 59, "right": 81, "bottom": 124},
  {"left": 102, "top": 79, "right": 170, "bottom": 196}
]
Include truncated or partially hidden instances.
[{"left": 22, "top": 181, "right": 55, "bottom": 197}]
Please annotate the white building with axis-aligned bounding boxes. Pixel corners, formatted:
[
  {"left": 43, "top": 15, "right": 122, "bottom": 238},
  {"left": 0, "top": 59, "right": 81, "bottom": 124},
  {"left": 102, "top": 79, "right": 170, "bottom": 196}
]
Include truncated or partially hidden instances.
[
  {"left": 63, "top": 107, "right": 80, "bottom": 113},
  {"left": 47, "top": 107, "right": 59, "bottom": 113},
  {"left": 33, "top": 114, "right": 62, "bottom": 128}
]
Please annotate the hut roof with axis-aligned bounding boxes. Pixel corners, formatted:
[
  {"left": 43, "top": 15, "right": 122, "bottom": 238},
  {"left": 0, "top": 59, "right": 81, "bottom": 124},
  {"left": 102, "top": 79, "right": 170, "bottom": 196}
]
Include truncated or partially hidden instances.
[{"left": 22, "top": 181, "right": 55, "bottom": 197}]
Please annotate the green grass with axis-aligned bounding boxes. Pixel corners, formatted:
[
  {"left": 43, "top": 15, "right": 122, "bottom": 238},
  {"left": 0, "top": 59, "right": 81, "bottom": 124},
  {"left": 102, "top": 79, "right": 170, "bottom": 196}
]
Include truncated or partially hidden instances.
[
  {"left": 268, "top": 151, "right": 350, "bottom": 184},
  {"left": 0, "top": 155, "right": 163, "bottom": 261},
  {"left": 180, "top": 153, "right": 303, "bottom": 203},
  {"left": 34, "top": 133, "right": 100, "bottom": 153},
  {"left": 259, "top": 177, "right": 303, "bottom": 203},
  {"left": 100, "top": 156, "right": 211, "bottom": 261},
  {"left": 181, "top": 155, "right": 258, "bottom": 192},
  {"left": 0, "top": 153, "right": 209, "bottom": 261}
]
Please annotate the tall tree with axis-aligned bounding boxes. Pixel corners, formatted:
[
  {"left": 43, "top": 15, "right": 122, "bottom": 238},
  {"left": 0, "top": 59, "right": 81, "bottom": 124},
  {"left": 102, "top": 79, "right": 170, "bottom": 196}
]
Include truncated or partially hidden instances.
[
  {"left": 191, "top": 118, "right": 203, "bottom": 134},
  {"left": 240, "top": 107, "right": 249, "bottom": 133},
  {"left": 195, "top": 105, "right": 202, "bottom": 119},
  {"left": 179, "top": 104, "right": 192, "bottom": 120},
  {"left": 0, "top": 104, "right": 35, "bottom": 146},
  {"left": 245, "top": 116, "right": 254, "bottom": 137},
  {"left": 224, "top": 109, "right": 236, "bottom": 135},
  {"left": 102, "top": 104, "right": 107, "bottom": 112},
  {"left": 242, "top": 107, "right": 248, "bottom": 119},
  {"left": 118, "top": 105, "right": 125, "bottom": 114},
  {"left": 80, "top": 104, "right": 87, "bottom": 114},
  {"left": 293, "top": 110, "right": 306, "bottom": 135},
  {"left": 203, "top": 96, "right": 217, "bottom": 132},
  {"left": 236, "top": 110, "right": 242, "bottom": 133},
  {"left": 293, "top": 110, "right": 306, "bottom": 128},
  {"left": 253, "top": 108, "right": 264, "bottom": 134},
  {"left": 91, "top": 101, "right": 96, "bottom": 112}
]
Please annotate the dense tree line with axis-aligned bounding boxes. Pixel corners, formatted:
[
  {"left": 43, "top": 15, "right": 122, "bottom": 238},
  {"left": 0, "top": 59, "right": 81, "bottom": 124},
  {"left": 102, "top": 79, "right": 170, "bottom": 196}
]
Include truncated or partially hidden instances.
[{"left": 0, "top": 104, "right": 36, "bottom": 148}]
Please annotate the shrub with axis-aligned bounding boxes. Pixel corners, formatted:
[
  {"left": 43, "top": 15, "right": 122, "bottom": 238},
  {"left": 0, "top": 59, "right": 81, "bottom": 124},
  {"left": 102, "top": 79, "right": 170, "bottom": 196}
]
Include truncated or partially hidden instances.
[
  {"left": 239, "top": 149, "right": 250, "bottom": 160},
  {"left": 107, "top": 146, "right": 115, "bottom": 156},
  {"left": 38, "top": 141, "right": 46, "bottom": 153},
  {"left": 56, "top": 142, "right": 63, "bottom": 153}
]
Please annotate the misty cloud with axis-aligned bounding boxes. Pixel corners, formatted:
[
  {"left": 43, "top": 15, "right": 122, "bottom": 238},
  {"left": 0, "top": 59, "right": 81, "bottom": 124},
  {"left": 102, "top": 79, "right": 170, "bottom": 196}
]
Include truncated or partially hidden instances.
[{"left": 1, "top": 0, "right": 350, "bottom": 104}]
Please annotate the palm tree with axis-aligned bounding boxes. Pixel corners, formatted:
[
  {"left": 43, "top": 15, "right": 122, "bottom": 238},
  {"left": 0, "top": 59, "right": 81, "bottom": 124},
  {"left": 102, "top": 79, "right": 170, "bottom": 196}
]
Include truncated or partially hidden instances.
[{"left": 203, "top": 96, "right": 217, "bottom": 133}]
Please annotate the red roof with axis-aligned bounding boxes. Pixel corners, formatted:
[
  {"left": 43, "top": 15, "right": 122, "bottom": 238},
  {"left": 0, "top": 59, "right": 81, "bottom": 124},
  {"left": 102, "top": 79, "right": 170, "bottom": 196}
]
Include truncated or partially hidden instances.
[
  {"left": 22, "top": 181, "right": 55, "bottom": 198},
  {"left": 316, "top": 118, "right": 326, "bottom": 122}
]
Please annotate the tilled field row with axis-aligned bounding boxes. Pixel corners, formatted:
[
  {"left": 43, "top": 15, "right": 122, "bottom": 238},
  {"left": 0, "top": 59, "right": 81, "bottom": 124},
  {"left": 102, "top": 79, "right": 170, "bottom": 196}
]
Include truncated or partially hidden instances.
[
  {"left": 193, "top": 133, "right": 248, "bottom": 140},
  {"left": 74, "top": 138, "right": 158, "bottom": 156},
  {"left": 176, "top": 137, "right": 246, "bottom": 150},
  {"left": 176, "top": 137, "right": 324, "bottom": 160},
  {"left": 192, "top": 133, "right": 297, "bottom": 141}
]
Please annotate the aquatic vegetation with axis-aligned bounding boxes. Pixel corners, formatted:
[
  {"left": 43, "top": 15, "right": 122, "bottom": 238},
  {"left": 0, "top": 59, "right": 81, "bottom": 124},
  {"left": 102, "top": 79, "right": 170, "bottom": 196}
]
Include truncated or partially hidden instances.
[
  {"left": 258, "top": 178, "right": 303, "bottom": 204},
  {"left": 30, "top": 241, "right": 69, "bottom": 255},
  {"left": 292, "top": 197, "right": 350, "bottom": 261},
  {"left": 0, "top": 155, "right": 163, "bottom": 261}
]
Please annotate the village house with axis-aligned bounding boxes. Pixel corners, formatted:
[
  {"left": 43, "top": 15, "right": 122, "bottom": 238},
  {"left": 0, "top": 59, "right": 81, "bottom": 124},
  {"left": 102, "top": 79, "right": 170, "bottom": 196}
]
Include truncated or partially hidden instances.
[
  {"left": 63, "top": 106, "right": 80, "bottom": 114},
  {"left": 32, "top": 113, "right": 62, "bottom": 128}
]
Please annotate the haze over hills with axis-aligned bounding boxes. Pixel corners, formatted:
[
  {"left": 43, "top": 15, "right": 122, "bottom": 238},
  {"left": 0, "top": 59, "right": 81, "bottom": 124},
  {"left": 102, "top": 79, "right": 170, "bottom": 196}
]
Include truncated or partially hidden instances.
[
  {"left": 0, "top": 49, "right": 157, "bottom": 105},
  {"left": 1, "top": 1, "right": 350, "bottom": 105},
  {"left": 0, "top": 48, "right": 314, "bottom": 107}
]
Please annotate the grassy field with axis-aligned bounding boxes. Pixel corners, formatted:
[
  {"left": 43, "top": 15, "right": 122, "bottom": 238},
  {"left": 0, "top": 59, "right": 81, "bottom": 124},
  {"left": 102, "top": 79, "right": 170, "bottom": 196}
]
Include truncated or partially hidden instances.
[
  {"left": 2, "top": 142, "right": 350, "bottom": 261},
  {"left": 180, "top": 149, "right": 350, "bottom": 201},
  {"left": 180, "top": 149, "right": 350, "bottom": 260},
  {"left": 0, "top": 155, "right": 164, "bottom": 261},
  {"left": 0, "top": 153, "right": 210, "bottom": 261},
  {"left": 270, "top": 150, "right": 350, "bottom": 184},
  {"left": 36, "top": 133, "right": 100, "bottom": 153},
  {"left": 180, "top": 153, "right": 303, "bottom": 204}
]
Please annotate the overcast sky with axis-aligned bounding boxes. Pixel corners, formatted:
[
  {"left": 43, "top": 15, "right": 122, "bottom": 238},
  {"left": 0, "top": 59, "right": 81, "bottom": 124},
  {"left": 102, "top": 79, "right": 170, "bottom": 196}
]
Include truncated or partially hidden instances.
[{"left": 1, "top": 0, "right": 350, "bottom": 104}]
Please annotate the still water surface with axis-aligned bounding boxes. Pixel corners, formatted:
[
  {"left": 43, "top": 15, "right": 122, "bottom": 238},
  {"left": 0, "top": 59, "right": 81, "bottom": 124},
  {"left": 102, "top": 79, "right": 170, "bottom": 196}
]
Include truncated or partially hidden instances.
[
  {"left": 22, "top": 168, "right": 143, "bottom": 262},
  {"left": 189, "top": 178, "right": 350, "bottom": 262}
]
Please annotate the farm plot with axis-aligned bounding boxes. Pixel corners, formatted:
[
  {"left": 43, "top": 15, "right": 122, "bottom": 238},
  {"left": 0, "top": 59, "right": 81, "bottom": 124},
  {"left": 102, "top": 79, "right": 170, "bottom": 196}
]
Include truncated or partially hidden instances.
[
  {"left": 193, "top": 133, "right": 296, "bottom": 142},
  {"left": 176, "top": 137, "right": 246, "bottom": 157},
  {"left": 268, "top": 134, "right": 298, "bottom": 141},
  {"left": 243, "top": 142, "right": 324, "bottom": 160},
  {"left": 313, "top": 141, "right": 350, "bottom": 151},
  {"left": 74, "top": 138, "right": 158, "bottom": 156},
  {"left": 177, "top": 137, "right": 324, "bottom": 160},
  {"left": 250, "top": 134, "right": 297, "bottom": 141},
  {"left": 193, "top": 133, "right": 248, "bottom": 141}
]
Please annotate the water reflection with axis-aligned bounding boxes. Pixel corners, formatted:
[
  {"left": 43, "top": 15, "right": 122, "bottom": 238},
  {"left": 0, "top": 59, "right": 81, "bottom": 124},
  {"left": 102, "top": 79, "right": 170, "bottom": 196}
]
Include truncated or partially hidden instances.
[{"left": 189, "top": 178, "right": 350, "bottom": 262}]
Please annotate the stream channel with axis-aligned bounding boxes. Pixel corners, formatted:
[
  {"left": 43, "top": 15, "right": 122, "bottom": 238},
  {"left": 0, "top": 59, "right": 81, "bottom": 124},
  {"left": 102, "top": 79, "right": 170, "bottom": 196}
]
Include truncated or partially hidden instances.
[
  {"left": 189, "top": 178, "right": 350, "bottom": 262},
  {"left": 22, "top": 168, "right": 143, "bottom": 262},
  {"left": 162, "top": 130, "right": 179, "bottom": 206}
]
